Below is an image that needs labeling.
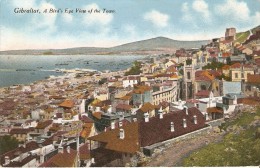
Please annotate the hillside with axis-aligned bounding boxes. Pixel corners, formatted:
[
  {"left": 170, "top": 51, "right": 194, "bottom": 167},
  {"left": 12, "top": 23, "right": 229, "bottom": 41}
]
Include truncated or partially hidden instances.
[
  {"left": 183, "top": 106, "right": 260, "bottom": 166},
  {"left": 0, "top": 37, "right": 208, "bottom": 55},
  {"left": 235, "top": 25, "right": 260, "bottom": 43}
]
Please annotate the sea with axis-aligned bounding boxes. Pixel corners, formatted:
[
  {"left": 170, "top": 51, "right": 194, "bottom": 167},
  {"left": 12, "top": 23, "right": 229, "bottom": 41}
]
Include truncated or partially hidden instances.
[{"left": 0, "top": 55, "right": 147, "bottom": 88}]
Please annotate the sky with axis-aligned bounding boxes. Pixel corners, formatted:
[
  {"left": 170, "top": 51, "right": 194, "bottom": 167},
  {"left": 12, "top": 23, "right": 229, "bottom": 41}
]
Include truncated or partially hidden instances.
[{"left": 0, "top": 0, "right": 260, "bottom": 51}]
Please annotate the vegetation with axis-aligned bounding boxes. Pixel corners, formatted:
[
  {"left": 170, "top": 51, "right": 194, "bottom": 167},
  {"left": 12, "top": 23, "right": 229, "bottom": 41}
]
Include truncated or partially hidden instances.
[
  {"left": 216, "top": 74, "right": 231, "bottom": 81},
  {"left": 186, "top": 59, "right": 192, "bottom": 65},
  {"left": 235, "top": 31, "right": 250, "bottom": 43},
  {"left": 43, "top": 51, "right": 53, "bottom": 55},
  {"left": 183, "top": 107, "right": 260, "bottom": 166},
  {"left": 0, "top": 135, "right": 19, "bottom": 155},
  {"left": 98, "top": 78, "right": 107, "bottom": 85},
  {"left": 125, "top": 61, "right": 142, "bottom": 76},
  {"left": 202, "top": 61, "right": 225, "bottom": 70}
]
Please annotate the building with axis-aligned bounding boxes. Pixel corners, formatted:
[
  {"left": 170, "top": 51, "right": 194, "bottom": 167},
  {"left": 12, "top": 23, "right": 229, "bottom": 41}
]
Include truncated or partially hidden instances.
[
  {"left": 88, "top": 107, "right": 206, "bottom": 167},
  {"left": 225, "top": 28, "right": 236, "bottom": 41},
  {"left": 243, "top": 74, "right": 260, "bottom": 97}
]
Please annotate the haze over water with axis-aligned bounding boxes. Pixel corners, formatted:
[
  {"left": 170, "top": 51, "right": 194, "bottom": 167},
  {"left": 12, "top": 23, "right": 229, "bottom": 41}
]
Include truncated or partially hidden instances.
[{"left": 0, "top": 55, "right": 146, "bottom": 87}]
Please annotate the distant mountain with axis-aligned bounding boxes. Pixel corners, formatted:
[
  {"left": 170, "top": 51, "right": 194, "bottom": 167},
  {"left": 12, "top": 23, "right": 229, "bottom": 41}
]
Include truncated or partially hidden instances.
[{"left": 0, "top": 36, "right": 209, "bottom": 55}]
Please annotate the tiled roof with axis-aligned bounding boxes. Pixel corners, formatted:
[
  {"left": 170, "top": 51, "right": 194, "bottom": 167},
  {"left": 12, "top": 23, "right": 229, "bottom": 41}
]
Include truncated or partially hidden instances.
[
  {"left": 222, "top": 65, "right": 230, "bottom": 70},
  {"left": 166, "top": 65, "right": 177, "bottom": 73},
  {"left": 88, "top": 122, "right": 139, "bottom": 154},
  {"left": 59, "top": 100, "right": 74, "bottom": 108},
  {"left": 195, "top": 71, "right": 214, "bottom": 81},
  {"left": 230, "top": 63, "right": 241, "bottom": 69},
  {"left": 4, "top": 154, "right": 38, "bottom": 167},
  {"left": 222, "top": 52, "right": 231, "bottom": 57},
  {"left": 207, "top": 107, "right": 223, "bottom": 113},
  {"left": 87, "top": 107, "right": 206, "bottom": 153},
  {"left": 116, "top": 104, "right": 132, "bottom": 111},
  {"left": 133, "top": 85, "right": 151, "bottom": 94},
  {"left": 80, "top": 115, "right": 94, "bottom": 123},
  {"left": 240, "top": 97, "right": 260, "bottom": 105},
  {"left": 39, "top": 148, "right": 77, "bottom": 167},
  {"left": 186, "top": 99, "right": 199, "bottom": 103},
  {"left": 137, "top": 102, "right": 156, "bottom": 113},
  {"left": 35, "top": 120, "right": 53, "bottom": 129},
  {"left": 0, "top": 141, "right": 39, "bottom": 165},
  {"left": 156, "top": 101, "right": 169, "bottom": 110},
  {"left": 79, "top": 143, "right": 91, "bottom": 160},
  {"left": 9, "top": 128, "right": 34, "bottom": 134},
  {"left": 139, "top": 107, "right": 206, "bottom": 147},
  {"left": 195, "top": 90, "right": 210, "bottom": 97},
  {"left": 119, "top": 95, "right": 132, "bottom": 100},
  {"left": 247, "top": 74, "right": 260, "bottom": 84}
]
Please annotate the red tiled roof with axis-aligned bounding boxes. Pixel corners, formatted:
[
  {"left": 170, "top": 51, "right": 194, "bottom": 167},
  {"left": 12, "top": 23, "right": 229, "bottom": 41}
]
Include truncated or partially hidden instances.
[
  {"left": 137, "top": 102, "right": 156, "bottom": 113},
  {"left": 222, "top": 52, "right": 231, "bottom": 57},
  {"left": 88, "top": 122, "right": 139, "bottom": 154},
  {"left": 139, "top": 107, "right": 206, "bottom": 147},
  {"left": 39, "top": 148, "right": 77, "bottom": 167},
  {"left": 59, "top": 100, "right": 74, "bottom": 108},
  {"left": 195, "top": 71, "right": 214, "bottom": 81},
  {"left": 88, "top": 107, "right": 206, "bottom": 153},
  {"left": 207, "top": 107, "right": 223, "bottom": 113},
  {"left": 0, "top": 141, "right": 39, "bottom": 165},
  {"left": 116, "top": 104, "right": 132, "bottom": 111},
  {"left": 222, "top": 65, "right": 230, "bottom": 70},
  {"left": 195, "top": 90, "right": 210, "bottom": 97},
  {"left": 79, "top": 143, "right": 91, "bottom": 160},
  {"left": 9, "top": 128, "right": 34, "bottom": 134},
  {"left": 230, "top": 62, "right": 241, "bottom": 68},
  {"left": 247, "top": 74, "right": 260, "bottom": 84},
  {"left": 35, "top": 120, "right": 53, "bottom": 129},
  {"left": 80, "top": 115, "right": 94, "bottom": 123}
]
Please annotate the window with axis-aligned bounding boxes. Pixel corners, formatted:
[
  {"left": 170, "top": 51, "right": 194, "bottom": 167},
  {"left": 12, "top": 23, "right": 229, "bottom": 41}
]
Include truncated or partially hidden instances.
[
  {"left": 235, "top": 73, "right": 238, "bottom": 78},
  {"left": 187, "top": 72, "right": 191, "bottom": 79},
  {"left": 241, "top": 73, "right": 244, "bottom": 78}
]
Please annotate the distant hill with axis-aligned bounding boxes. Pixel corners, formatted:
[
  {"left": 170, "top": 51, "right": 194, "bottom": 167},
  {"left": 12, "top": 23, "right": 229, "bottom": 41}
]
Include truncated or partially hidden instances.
[{"left": 0, "top": 36, "right": 208, "bottom": 55}]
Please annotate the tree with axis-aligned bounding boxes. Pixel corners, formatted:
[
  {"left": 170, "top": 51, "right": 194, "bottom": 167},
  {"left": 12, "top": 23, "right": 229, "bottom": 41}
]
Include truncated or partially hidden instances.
[
  {"left": 0, "top": 135, "right": 19, "bottom": 155},
  {"left": 186, "top": 59, "right": 192, "bottom": 65},
  {"left": 125, "top": 61, "right": 142, "bottom": 76}
]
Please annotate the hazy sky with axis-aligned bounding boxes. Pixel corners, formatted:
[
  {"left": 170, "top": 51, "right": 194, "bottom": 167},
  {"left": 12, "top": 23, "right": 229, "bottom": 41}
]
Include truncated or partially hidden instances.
[{"left": 1, "top": 0, "right": 260, "bottom": 51}]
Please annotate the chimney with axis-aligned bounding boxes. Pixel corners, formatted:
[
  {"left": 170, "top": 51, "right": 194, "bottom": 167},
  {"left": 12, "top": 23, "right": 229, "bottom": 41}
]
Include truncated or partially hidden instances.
[
  {"left": 158, "top": 107, "right": 163, "bottom": 119},
  {"left": 104, "top": 127, "right": 107, "bottom": 132},
  {"left": 170, "top": 122, "right": 174, "bottom": 132},
  {"left": 119, "top": 129, "right": 125, "bottom": 139},
  {"left": 66, "top": 146, "right": 70, "bottom": 153},
  {"left": 133, "top": 118, "right": 137, "bottom": 122},
  {"left": 183, "top": 106, "right": 188, "bottom": 115},
  {"left": 144, "top": 113, "right": 149, "bottom": 122},
  {"left": 183, "top": 119, "right": 187, "bottom": 128},
  {"left": 4, "top": 156, "right": 10, "bottom": 165},
  {"left": 111, "top": 121, "right": 115, "bottom": 129},
  {"left": 119, "top": 121, "right": 123, "bottom": 127},
  {"left": 193, "top": 115, "right": 197, "bottom": 124},
  {"left": 205, "top": 113, "right": 209, "bottom": 120},
  {"left": 119, "top": 114, "right": 124, "bottom": 121},
  {"left": 58, "top": 146, "right": 63, "bottom": 153}
]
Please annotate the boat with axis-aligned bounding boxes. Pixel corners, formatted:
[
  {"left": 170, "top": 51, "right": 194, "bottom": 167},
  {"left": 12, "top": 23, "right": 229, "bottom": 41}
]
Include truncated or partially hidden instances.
[{"left": 55, "top": 63, "right": 69, "bottom": 66}]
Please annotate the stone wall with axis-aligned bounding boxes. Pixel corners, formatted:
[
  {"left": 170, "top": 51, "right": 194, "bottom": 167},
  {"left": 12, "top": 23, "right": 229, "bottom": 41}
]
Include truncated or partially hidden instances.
[
  {"left": 142, "top": 126, "right": 211, "bottom": 156},
  {"left": 206, "top": 118, "right": 225, "bottom": 127}
]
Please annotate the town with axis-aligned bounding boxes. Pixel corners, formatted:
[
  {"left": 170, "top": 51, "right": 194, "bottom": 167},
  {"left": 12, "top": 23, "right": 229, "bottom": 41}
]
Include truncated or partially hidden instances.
[{"left": 0, "top": 27, "right": 260, "bottom": 167}]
